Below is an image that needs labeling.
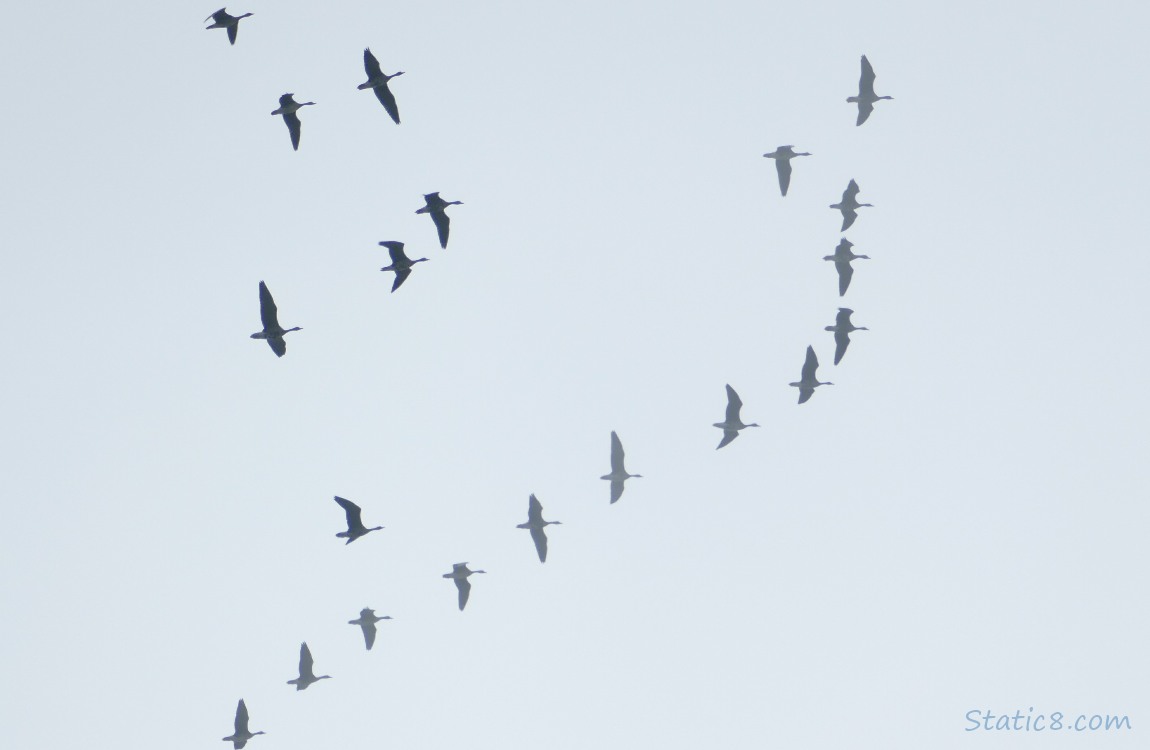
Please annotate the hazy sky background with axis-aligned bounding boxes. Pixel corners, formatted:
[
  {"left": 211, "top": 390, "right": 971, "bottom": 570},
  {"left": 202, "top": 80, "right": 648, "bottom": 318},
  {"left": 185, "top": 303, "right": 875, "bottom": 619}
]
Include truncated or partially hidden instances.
[{"left": 2, "top": 1, "right": 1148, "bottom": 748}]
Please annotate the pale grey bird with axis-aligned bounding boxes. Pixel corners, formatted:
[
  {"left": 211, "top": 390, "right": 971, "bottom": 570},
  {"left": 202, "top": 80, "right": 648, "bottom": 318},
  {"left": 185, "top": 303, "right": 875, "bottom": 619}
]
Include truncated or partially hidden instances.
[
  {"left": 205, "top": 8, "right": 252, "bottom": 46},
  {"left": 822, "top": 238, "right": 870, "bottom": 297},
  {"left": 250, "top": 281, "right": 301, "bottom": 357},
  {"left": 443, "top": 563, "right": 486, "bottom": 611},
  {"left": 825, "top": 308, "right": 868, "bottom": 365},
  {"left": 358, "top": 48, "right": 404, "bottom": 124},
  {"left": 286, "top": 643, "right": 330, "bottom": 690},
  {"left": 713, "top": 384, "right": 759, "bottom": 449},
  {"left": 221, "top": 699, "right": 264, "bottom": 749},
  {"left": 847, "top": 55, "right": 893, "bottom": 126},
  {"left": 270, "top": 94, "right": 315, "bottom": 151},
  {"left": 333, "top": 496, "right": 383, "bottom": 544},
  {"left": 829, "top": 179, "right": 873, "bottom": 231},
  {"left": 415, "top": 193, "right": 463, "bottom": 249},
  {"left": 378, "top": 241, "right": 428, "bottom": 292},
  {"left": 762, "top": 145, "right": 811, "bottom": 196},
  {"left": 789, "top": 346, "right": 833, "bottom": 404},
  {"left": 516, "top": 494, "right": 561, "bottom": 563},
  {"left": 348, "top": 608, "right": 392, "bottom": 650},
  {"left": 600, "top": 431, "right": 642, "bottom": 503}
]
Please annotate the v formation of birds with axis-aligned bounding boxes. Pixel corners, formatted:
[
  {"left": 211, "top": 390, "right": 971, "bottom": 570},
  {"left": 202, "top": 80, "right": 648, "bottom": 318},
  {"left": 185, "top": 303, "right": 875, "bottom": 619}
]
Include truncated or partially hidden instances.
[{"left": 207, "top": 10, "right": 892, "bottom": 744}]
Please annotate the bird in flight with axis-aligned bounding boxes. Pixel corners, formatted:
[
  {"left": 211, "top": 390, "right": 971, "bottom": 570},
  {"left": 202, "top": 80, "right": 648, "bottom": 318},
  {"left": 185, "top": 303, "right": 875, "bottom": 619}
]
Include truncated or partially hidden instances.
[
  {"left": 789, "top": 346, "right": 833, "bottom": 404},
  {"left": 822, "top": 238, "right": 870, "bottom": 297},
  {"left": 516, "top": 494, "right": 562, "bottom": 563},
  {"left": 333, "top": 496, "right": 384, "bottom": 544},
  {"left": 204, "top": 8, "right": 252, "bottom": 46},
  {"left": 713, "top": 384, "right": 759, "bottom": 449},
  {"left": 829, "top": 179, "right": 873, "bottom": 232},
  {"left": 762, "top": 145, "right": 811, "bottom": 196},
  {"left": 378, "top": 241, "right": 428, "bottom": 292},
  {"left": 825, "top": 308, "right": 868, "bottom": 365},
  {"left": 270, "top": 94, "right": 315, "bottom": 151},
  {"left": 348, "top": 608, "right": 392, "bottom": 650},
  {"left": 221, "top": 699, "right": 264, "bottom": 749},
  {"left": 443, "top": 563, "right": 486, "bottom": 611},
  {"left": 847, "top": 55, "right": 893, "bottom": 126},
  {"left": 415, "top": 193, "right": 463, "bottom": 249},
  {"left": 250, "top": 281, "right": 302, "bottom": 357},
  {"left": 599, "top": 431, "right": 642, "bottom": 503},
  {"left": 286, "top": 642, "right": 331, "bottom": 690},
  {"left": 358, "top": 48, "right": 404, "bottom": 124}
]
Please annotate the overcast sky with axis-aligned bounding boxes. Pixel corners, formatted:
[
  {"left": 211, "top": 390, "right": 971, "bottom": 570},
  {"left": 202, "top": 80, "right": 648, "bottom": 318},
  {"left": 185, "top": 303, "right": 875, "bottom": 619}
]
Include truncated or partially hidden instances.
[{"left": 2, "top": 1, "right": 1148, "bottom": 748}]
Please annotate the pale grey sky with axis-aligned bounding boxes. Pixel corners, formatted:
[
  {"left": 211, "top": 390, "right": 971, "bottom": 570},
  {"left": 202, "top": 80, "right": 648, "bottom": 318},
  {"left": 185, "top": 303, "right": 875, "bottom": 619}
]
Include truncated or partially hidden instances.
[{"left": 2, "top": 1, "right": 1148, "bottom": 748}]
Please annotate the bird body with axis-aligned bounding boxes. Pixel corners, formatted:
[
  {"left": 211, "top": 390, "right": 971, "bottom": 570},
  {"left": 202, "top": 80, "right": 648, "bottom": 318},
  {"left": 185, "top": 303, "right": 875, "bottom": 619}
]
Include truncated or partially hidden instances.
[
  {"left": 516, "top": 494, "right": 561, "bottom": 562},
  {"left": 222, "top": 699, "right": 264, "bottom": 749},
  {"left": 762, "top": 145, "right": 811, "bottom": 196},
  {"left": 287, "top": 643, "right": 330, "bottom": 690},
  {"left": 333, "top": 496, "right": 383, "bottom": 544},
  {"left": 250, "top": 281, "right": 302, "bottom": 357},
  {"left": 378, "top": 241, "right": 428, "bottom": 292},
  {"left": 270, "top": 94, "right": 315, "bottom": 151},
  {"left": 847, "top": 55, "right": 893, "bottom": 126},
  {"left": 829, "top": 179, "right": 873, "bottom": 231},
  {"left": 205, "top": 8, "right": 252, "bottom": 45},
  {"left": 789, "top": 346, "right": 833, "bottom": 404},
  {"left": 348, "top": 608, "right": 392, "bottom": 650},
  {"left": 599, "top": 431, "right": 641, "bottom": 503},
  {"left": 825, "top": 308, "right": 868, "bottom": 365},
  {"left": 415, "top": 193, "right": 463, "bottom": 249},
  {"left": 713, "top": 384, "right": 759, "bottom": 449},
  {"left": 822, "top": 238, "right": 870, "bottom": 297},
  {"left": 358, "top": 48, "right": 404, "bottom": 124},
  {"left": 442, "top": 563, "right": 486, "bottom": 610}
]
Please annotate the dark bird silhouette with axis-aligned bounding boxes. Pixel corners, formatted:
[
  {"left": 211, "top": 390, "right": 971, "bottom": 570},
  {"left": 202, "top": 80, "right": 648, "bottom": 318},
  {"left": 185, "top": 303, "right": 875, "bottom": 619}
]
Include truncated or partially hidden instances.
[
  {"left": 825, "top": 308, "right": 868, "bottom": 365},
  {"left": 221, "top": 699, "right": 264, "bottom": 749},
  {"left": 443, "top": 563, "right": 486, "bottom": 611},
  {"left": 713, "top": 384, "right": 759, "bottom": 449},
  {"left": 205, "top": 8, "right": 252, "bottom": 46},
  {"left": 358, "top": 48, "right": 404, "bottom": 124},
  {"left": 822, "top": 238, "right": 870, "bottom": 297},
  {"left": 270, "top": 94, "right": 314, "bottom": 151},
  {"left": 378, "top": 241, "right": 428, "bottom": 292},
  {"left": 790, "top": 346, "right": 833, "bottom": 404},
  {"left": 250, "top": 281, "right": 301, "bottom": 357},
  {"left": 599, "top": 431, "right": 642, "bottom": 503},
  {"left": 333, "top": 496, "right": 383, "bottom": 544},
  {"left": 415, "top": 193, "right": 463, "bottom": 249},
  {"left": 829, "top": 179, "right": 873, "bottom": 231},
  {"left": 516, "top": 494, "right": 561, "bottom": 563},
  {"left": 348, "top": 608, "right": 392, "bottom": 650},
  {"left": 762, "top": 145, "right": 811, "bottom": 196},
  {"left": 286, "top": 643, "right": 330, "bottom": 691},
  {"left": 847, "top": 55, "right": 893, "bottom": 126}
]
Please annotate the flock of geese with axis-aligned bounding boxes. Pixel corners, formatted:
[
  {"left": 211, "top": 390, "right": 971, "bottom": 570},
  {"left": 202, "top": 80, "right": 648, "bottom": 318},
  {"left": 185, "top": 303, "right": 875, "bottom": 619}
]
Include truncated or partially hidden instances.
[{"left": 208, "top": 9, "right": 892, "bottom": 746}]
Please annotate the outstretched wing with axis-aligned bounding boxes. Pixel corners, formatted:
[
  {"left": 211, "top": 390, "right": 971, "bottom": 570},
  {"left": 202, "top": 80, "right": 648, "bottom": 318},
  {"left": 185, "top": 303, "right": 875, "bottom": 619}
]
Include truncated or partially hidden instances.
[
  {"left": 724, "top": 384, "right": 742, "bottom": 424},
  {"left": 298, "top": 643, "right": 314, "bottom": 678},
  {"left": 227, "top": 23, "right": 238, "bottom": 45},
  {"left": 833, "top": 329, "right": 850, "bottom": 365},
  {"left": 374, "top": 83, "right": 401, "bottom": 124},
  {"left": 234, "top": 699, "right": 249, "bottom": 734},
  {"left": 609, "top": 431, "right": 625, "bottom": 473},
  {"left": 530, "top": 526, "right": 548, "bottom": 562},
  {"left": 391, "top": 268, "right": 411, "bottom": 292},
  {"left": 609, "top": 479, "right": 625, "bottom": 504},
  {"left": 430, "top": 210, "right": 450, "bottom": 248},
  {"left": 527, "top": 494, "right": 544, "bottom": 523},
  {"left": 855, "top": 99, "right": 874, "bottom": 127},
  {"left": 835, "top": 260, "right": 854, "bottom": 296},
  {"left": 266, "top": 335, "right": 286, "bottom": 358},
  {"left": 334, "top": 496, "right": 364, "bottom": 531},
  {"left": 859, "top": 55, "right": 877, "bottom": 98},
  {"left": 258, "top": 281, "right": 280, "bottom": 330},
  {"left": 801, "top": 346, "right": 819, "bottom": 382},
  {"left": 283, "top": 112, "right": 301, "bottom": 150},
  {"left": 456, "top": 577, "right": 471, "bottom": 610},
  {"left": 361, "top": 620, "right": 377, "bottom": 650},
  {"left": 840, "top": 207, "right": 857, "bottom": 231},
  {"left": 363, "top": 48, "right": 383, "bottom": 79},
  {"left": 776, "top": 158, "right": 792, "bottom": 196},
  {"left": 716, "top": 429, "right": 738, "bottom": 450},
  {"left": 797, "top": 386, "right": 815, "bottom": 405}
]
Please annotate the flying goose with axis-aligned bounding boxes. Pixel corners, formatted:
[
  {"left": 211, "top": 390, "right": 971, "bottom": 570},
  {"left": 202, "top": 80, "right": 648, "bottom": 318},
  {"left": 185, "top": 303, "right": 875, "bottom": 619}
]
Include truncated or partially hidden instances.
[
  {"left": 442, "top": 563, "right": 486, "bottom": 611},
  {"left": 713, "top": 384, "right": 759, "bottom": 449},
  {"left": 378, "top": 241, "right": 428, "bottom": 292},
  {"left": 348, "top": 608, "right": 392, "bottom": 650},
  {"left": 600, "top": 431, "right": 641, "bottom": 503},
  {"left": 762, "top": 145, "right": 811, "bottom": 196},
  {"left": 825, "top": 308, "right": 868, "bottom": 365},
  {"left": 829, "top": 179, "right": 872, "bottom": 231},
  {"left": 205, "top": 8, "right": 252, "bottom": 46},
  {"left": 250, "top": 281, "right": 301, "bottom": 357},
  {"left": 516, "top": 494, "right": 561, "bottom": 563},
  {"left": 358, "top": 48, "right": 404, "bottom": 124},
  {"left": 415, "top": 193, "right": 463, "bottom": 249},
  {"left": 270, "top": 94, "right": 315, "bottom": 151},
  {"left": 286, "top": 642, "right": 330, "bottom": 691},
  {"left": 789, "top": 346, "right": 833, "bottom": 404},
  {"left": 333, "top": 496, "right": 383, "bottom": 544},
  {"left": 221, "top": 699, "right": 264, "bottom": 749},
  {"left": 848, "top": 55, "right": 893, "bottom": 126},
  {"left": 822, "top": 238, "right": 870, "bottom": 297}
]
